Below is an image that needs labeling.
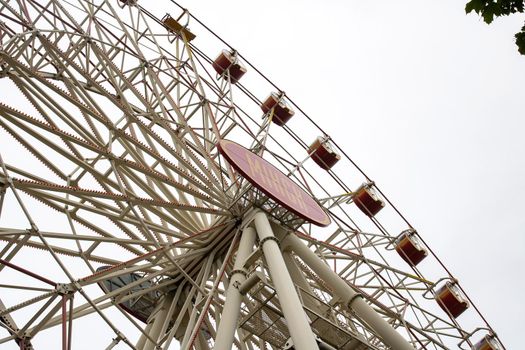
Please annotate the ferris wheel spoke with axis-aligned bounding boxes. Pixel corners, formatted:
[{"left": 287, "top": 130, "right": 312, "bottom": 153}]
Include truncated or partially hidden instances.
[
  {"left": 0, "top": 81, "right": 229, "bottom": 217},
  {"left": 17, "top": 187, "right": 204, "bottom": 244},
  {"left": 118, "top": 134, "right": 226, "bottom": 215},
  {"left": 1, "top": 184, "right": 157, "bottom": 258},
  {"left": 30, "top": 0, "right": 83, "bottom": 33},
  {"left": 0, "top": 128, "right": 69, "bottom": 184},
  {"left": 112, "top": 121, "right": 227, "bottom": 203},
  {"left": 0, "top": 227, "right": 157, "bottom": 249},
  {"left": 117, "top": 162, "right": 210, "bottom": 230},
  {"left": 112, "top": 140, "right": 223, "bottom": 204},
  {"left": 0, "top": 120, "right": 103, "bottom": 188},
  {"left": 0, "top": 164, "right": 99, "bottom": 288},
  {"left": 135, "top": 72, "right": 228, "bottom": 194},
  {"left": 109, "top": 163, "right": 211, "bottom": 236},
  {"left": 179, "top": 44, "right": 225, "bottom": 151},
  {"left": 114, "top": 156, "right": 226, "bottom": 211},
  {"left": 175, "top": 127, "right": 226, "bottom": 179},
  {"left": 1, "top": 235, "right": 124, "bottom": 266},
  {"left": 1, "top": 55, "right": 116, "bottom": 134},
  {"left": 0, "top": 100, "right": 103, "bottom": 154},
  {"left": 135, "top": 59, "right": 236, "bottom": 192},
  {"left": 18, "top": 182, "right": 165, "bottom": 233},
  {"left": 6, "top": 74, "right": 103, "bottom": 146}
]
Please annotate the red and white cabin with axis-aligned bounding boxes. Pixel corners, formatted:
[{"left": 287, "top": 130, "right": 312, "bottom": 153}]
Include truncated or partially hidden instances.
[
  {"left": 212, "top": 50, "right": 247, "bottom": 84},
  {"left": 353, "top": 184, "right": 385, "bottom": 217},
  {"left": 435, "top": 281, "right": 469, "bottom": 318},
  {"left": 260, "top": 92, "right": 294, "bottom": 126},
  {"left": 395, "top": 229, "right": 428, "bottom": 266},
  {"left": 308, "top": 137, "right": 341, "bottom": 170},
  {"left": 472, "top": 335, "right": 502, "bottom": 350}
]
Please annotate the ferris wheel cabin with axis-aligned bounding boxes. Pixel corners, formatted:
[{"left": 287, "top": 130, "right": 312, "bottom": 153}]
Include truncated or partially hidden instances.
[
  {"left": 353, "top": 184, "right": 385, "bottom": 217},
  {"left": 395, "top": 229, "right": 428, "bottom": 266},
  {"left": 96, "top": 266, "right": 159, "bottom": 323},
  {"left": 212, "top": 50, "right": 247, "bottom": 84},
  {"left": 162, "top": 14, "right": 196, "bottom": 42},
  {"left": 435, "top": 281, "right": 470, "bottom": 318},
  {"left": 260, "top": 92, "right": 295, "bottom": 126},
  {"left": 472, "top": 334, "right": 502, "bottom": 350},
  {"left": 308, "top": 137, "right": 341, "bottom": 170}
]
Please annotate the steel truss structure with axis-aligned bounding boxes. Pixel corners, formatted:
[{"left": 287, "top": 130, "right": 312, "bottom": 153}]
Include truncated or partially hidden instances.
[{"left": 0, "top": 1, "right": 503, "bottom": 349}]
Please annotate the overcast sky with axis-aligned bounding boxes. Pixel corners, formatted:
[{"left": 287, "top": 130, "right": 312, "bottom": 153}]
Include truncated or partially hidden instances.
[{"left": 171, "top": 0, "right": 525, "bottom": 348}]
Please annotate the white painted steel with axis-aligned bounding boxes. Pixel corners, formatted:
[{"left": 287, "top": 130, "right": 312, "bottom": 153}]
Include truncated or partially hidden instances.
[
  {"left": 284, "top": 233, "right": 415, "bottom": 350},
  {"left": 143, "top": 293, "right": 175, "bottom": 350},
  {"left": 253, "top": 211, "right": 319, "bottom": 350},
  {"left": 214, "top": 226, "right": 256, "bottom": 350}
]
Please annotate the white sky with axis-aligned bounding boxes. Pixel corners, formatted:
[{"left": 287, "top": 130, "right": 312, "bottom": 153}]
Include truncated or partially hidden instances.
[{"left": 172, "top": 0, "right": 525, "bottom": 348}]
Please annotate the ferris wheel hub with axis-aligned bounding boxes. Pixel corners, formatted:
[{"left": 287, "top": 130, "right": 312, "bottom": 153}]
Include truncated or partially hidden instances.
[{"left": 218, "top": 139, "right": 331, "bottom": 227}]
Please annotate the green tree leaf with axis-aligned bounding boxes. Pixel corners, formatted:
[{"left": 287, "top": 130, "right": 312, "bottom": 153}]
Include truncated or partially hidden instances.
[
  {"left": 515, "top": 23, "right": 525, "bottom": 54},
  {"left": 465, "top": 0, "right": 486, "bottom": 14},
  {"left": 482, "top": 7, "right": 496, "bottom": 23},
  {"left": 465, "top": 0, "right": 525, "bottom": 55}
]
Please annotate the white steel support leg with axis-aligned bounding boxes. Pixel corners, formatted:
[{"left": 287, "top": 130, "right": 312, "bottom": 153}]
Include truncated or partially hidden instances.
[
  {"left": 284, "top": 234, "right": 415, "bottom": 350},
  {"left": 253, "top": 212, "right": 319, "bottom": 350},
  {"left": 214, "top": 226, "right": 256, "bottom": 350},
  {"left": 142, "top": 293, "right": 174, "bottom": 350},
  {"left": 136, "top": 322, "right": 153, "bottom": 349},
  {"left": 282, "top": 251, "right": 324, "bottom": 313}
]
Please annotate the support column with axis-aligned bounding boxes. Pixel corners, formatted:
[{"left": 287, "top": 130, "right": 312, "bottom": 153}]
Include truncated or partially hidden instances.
[
  {"left": 136, "top": 322, "right": 153, "bottom": 350},
  {"left": 214, "top": 226, "right": 256, "bottom": 350},
  {"left": 282, "top": 251, "right": 323, "bottom": 313},
  {"left": 284, "top": 233, "right": 415, "bottom": 350},
  {"left": 253, "top": 212, "right": 319, "bottom": 350},
  {"left": 141, "top": 293, "right": 174, "bottom": 350}
]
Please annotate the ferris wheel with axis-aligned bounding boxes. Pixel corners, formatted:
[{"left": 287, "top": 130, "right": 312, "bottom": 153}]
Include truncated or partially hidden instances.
[{"left": 0, "top": 1, "right": 504, "bottom": 350}]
